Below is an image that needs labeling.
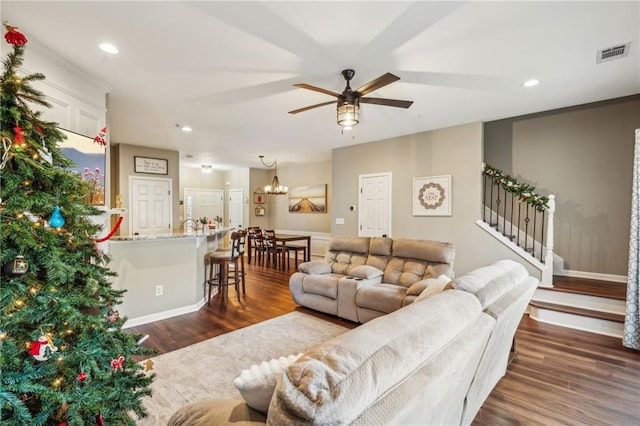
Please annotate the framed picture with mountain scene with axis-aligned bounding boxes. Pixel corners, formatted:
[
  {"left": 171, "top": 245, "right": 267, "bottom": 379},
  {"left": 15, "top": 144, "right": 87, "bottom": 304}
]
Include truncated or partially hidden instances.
[{"left": 288, "top": 184, "right": 327, "bottom": 213}]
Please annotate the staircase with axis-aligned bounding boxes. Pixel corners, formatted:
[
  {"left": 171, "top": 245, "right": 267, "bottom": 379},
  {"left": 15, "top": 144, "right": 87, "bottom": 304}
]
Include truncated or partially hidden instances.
[
  {"left": 478, "top": 164, "right": 627, "bottom": 337},
  {"left": 529, "top": 276, "right": 626, "bottom": 337}
]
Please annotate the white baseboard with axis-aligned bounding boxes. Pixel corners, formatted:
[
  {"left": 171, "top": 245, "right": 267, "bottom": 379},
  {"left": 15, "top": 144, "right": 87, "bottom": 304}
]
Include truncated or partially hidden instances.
[
  {"left": 122, "top": 298, "right": 207, "bottom": 329},
  {"left": 555, "top": 269, "right": 628, "bottom": 283}
]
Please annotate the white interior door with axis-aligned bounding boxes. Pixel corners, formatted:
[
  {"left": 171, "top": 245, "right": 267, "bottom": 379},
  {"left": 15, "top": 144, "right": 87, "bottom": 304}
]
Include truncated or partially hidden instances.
[
  {"left": 130, "top": 177, "right": 172, "bottom": 235},
  {"left": 183, "top": 188, "right": 223, "bottom": 225},
  {"left": 228, "top": 189, "right": 243, "bottom": 229},
  {"left": 359, "top": 173, "right": 392, "bottom": 237}
]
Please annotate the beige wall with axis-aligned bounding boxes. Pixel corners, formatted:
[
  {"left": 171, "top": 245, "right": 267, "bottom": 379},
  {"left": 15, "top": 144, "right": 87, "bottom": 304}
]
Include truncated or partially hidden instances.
[
  {"left": 248, "top": 161, "right": 333, "bottom": 233},
  {"left": 111, "top": 144, "right": 180, "bottom": 235},
  {"left": 485, "top": 95, "right": 640, "bottom": 275},
  {"left": 331, "top": 122, "right": 540, "bottom": 277}
]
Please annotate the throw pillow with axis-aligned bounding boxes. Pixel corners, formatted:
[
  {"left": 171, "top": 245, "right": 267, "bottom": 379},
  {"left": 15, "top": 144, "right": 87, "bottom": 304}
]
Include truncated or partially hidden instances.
[
  {"left": 414, "top": 275, "right": 453, "bottom": 302},
  {"left": 348, "top": 265, "right": 383, "bottom": 279},
  {"left": 233, "top": 353, "right": 302, "bottom": 414}
]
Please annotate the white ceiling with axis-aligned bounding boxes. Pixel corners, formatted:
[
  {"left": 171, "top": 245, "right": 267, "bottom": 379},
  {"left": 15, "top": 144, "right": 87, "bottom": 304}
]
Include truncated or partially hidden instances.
[{"left": 3, "top": 1, "right": 639, "bottom": 170}]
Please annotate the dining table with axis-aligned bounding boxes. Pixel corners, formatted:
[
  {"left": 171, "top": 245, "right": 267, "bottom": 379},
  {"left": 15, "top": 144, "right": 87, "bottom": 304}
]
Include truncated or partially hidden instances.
[{"left": 247, "top": 232, "right": 311, "bottom": 270}]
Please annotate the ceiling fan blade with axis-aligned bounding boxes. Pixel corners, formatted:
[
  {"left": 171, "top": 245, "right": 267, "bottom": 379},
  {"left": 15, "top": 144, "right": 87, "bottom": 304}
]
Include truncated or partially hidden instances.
[
  {"left": 288, "top": 100, "right": 336, "bottom": 114},
  {"left": 293, "top": 83, "right": 340, "bottom": 98},
  {"left": 360, "top": 97, "right": 413, "bottom": 108},
  {"left": 355, "top": 73, "right": 400, "bottom": 96}
]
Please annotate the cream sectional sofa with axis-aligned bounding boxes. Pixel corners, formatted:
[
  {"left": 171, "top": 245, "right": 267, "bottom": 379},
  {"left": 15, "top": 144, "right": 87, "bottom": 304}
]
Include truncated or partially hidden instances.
[
  {"left": 168, "top": 259, "right": 537, "bottom": 425},
  {"left": 289, "top": 236, "right": 455, "bottom": 322}
]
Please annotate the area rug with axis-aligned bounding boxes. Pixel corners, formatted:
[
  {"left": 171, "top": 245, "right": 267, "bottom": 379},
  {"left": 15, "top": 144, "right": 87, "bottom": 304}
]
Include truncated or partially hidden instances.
[{"left": 135, "top": 311, "right": 349, "bottom": 425}]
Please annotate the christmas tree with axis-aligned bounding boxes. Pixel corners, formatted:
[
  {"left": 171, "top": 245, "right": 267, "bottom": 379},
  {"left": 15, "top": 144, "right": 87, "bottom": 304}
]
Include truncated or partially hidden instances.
[{"left": 0, "top": 25, "right": 154, "bottom": 424}]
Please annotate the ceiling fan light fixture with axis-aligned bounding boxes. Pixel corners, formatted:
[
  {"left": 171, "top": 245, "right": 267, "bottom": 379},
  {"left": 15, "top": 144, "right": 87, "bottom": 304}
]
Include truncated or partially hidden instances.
[{"left": 337, "top": 103, "right": 359, "bottom": 127}]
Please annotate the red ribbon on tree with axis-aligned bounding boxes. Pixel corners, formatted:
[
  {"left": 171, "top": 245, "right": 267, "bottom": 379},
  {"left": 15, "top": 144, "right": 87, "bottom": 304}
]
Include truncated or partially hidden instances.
[
  {"left": 110, "top": 355, "right": 124, "bottom": 372},
  {"left": 4, "top": 24, "right": 27, "bottom": 46}
]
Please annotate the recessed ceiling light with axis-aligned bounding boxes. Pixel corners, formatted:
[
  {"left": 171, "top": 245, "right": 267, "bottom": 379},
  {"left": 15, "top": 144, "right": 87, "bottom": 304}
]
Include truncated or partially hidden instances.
[
  {"left": 99, "top": 43, "right": 119, "bottom": 54},
  {"left": 180, "top": 125, "right": 193, "bottom": 132},
  {"left": 522, "top": 79, "right": 540, "bottom": 88}
]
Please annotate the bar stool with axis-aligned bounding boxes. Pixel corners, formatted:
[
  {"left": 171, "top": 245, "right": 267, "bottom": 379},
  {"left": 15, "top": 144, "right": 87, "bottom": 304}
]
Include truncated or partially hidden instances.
[{"left": 205, "top": 230, "right": 246, "bottom": 303}]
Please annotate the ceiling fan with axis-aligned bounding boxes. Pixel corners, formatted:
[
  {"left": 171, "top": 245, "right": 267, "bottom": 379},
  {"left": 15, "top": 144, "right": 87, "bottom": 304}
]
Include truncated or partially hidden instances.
[{"left": 288, "top": 69, "right": 413, "bottom": 128}]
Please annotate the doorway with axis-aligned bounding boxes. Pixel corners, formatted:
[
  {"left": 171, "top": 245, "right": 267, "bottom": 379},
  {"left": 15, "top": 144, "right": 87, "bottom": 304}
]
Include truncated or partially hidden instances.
[
  {"left": 129, "top": 176, "right": 172, "bottom": 235},
  {"left": 183, "top": 188, "right": 224, "bottom": 227},
  {"left": 358, "top": 172, "right": 392, "bottom": 237},
  {"left": 228, "top": 188, "right": 243, "bottom": 229}
]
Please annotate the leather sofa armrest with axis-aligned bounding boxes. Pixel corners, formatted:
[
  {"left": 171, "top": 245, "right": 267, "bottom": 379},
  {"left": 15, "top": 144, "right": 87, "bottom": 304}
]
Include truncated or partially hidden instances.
[{"left": 298, "top": 260, "right": 332, "bottom": 275}]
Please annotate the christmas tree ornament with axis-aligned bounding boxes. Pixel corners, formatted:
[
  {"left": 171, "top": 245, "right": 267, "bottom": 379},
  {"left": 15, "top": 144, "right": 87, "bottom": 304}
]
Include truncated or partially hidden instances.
[
  {"left": 4, "top": 24, "right": 27, "bottom": 45},
  {"left": 77, "top": 371, "right": 88, "bottom": 382},
  {"left": 93, "top": 127, "right": 107, "bottom": 147},
  {"left": 3, "top": 255, "right": 28, "bottom": 276},
  {"left": 14, "top": 126, "right": 24, "bottom": 144},
  {"left": 1, "top": 136, "right": 11, "bottom": 169},
  {"left": 95, "top": 414, "right": 105, "bottom": 426},
  {"left": 48, "top": 206, "right": 65, "bottom": 228},
  {"left": 29, "top": 335, "right": 58, "bottom": 361},
  {"left": 104, "top": 304, "right": 120, "bottom": 323},
  {"left": 144, "top": 359, "right": 154, "bottom": 372},
  {"left": 110, "top": 355, "right": 124, "bottom": 372}
]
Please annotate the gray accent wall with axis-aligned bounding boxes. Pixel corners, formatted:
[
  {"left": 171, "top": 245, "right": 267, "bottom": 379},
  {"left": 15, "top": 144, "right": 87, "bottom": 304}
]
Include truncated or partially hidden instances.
[
  {"left": 484, "top": 95, "right": 640, "bottom": 276},
  {"left": 331, "top": 122, "right": 541, "bottom": 277}
]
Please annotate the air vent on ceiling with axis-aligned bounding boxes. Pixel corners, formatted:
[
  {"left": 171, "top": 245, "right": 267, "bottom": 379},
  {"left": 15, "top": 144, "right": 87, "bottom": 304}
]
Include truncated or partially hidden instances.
[{"left": 597, "top": 43, "right": 630, "bottom": 63}]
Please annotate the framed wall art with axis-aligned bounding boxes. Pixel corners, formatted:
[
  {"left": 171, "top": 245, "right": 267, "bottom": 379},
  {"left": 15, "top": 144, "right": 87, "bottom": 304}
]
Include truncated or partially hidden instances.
[
  {"left": 413, "top": 175, "right": 452, "bottom": 216},
  {"left": 253, "top": 188, "right": 266, "bottom": 205},
  {"left": 288, "top": 184, "right": 327, "bottom": 213},
  {"left": 58, "top": 129, "right": 106, "bottom": 205},
  {"left": 134, "top": 156, "right": 168, "bottom": 175}
]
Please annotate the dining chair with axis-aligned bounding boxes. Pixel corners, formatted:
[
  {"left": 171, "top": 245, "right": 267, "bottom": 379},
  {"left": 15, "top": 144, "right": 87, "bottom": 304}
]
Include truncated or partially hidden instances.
[{"left": 264, "top": 229, "right": 283, "bottom": 268}]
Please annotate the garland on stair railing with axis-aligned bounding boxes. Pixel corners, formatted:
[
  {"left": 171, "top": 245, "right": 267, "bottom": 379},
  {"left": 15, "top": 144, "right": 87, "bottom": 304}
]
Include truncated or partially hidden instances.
[{"left": 483, "top": 164, "right": 549, "bottom": 212}]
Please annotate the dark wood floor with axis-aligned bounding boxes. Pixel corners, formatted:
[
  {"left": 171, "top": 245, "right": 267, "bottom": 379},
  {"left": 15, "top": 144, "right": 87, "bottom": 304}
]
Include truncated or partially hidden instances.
[{"left": 128, "top": 262, "right": 640, "bottom": 425}]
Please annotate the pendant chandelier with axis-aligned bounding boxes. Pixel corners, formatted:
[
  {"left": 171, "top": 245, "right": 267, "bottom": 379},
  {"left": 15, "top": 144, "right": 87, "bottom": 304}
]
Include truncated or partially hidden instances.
[{"left": 259, "top": 155, "right": 288, "bottom": 195}]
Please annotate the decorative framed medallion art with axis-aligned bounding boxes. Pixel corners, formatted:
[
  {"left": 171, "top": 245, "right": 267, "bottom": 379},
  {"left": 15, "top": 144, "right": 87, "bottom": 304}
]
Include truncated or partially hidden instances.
[{"left": 413, "top": 175, "right": 452, "bottom": 216}]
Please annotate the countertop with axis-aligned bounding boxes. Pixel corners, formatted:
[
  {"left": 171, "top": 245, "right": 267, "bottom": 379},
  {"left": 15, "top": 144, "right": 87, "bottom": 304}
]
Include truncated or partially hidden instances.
[{"left": 110, "top": 228, "right": 232, "bottom": 241}]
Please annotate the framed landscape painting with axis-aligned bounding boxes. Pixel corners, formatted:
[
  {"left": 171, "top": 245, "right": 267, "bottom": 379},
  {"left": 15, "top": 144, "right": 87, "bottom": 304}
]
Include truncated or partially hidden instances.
[
  {"left": 288, "top": 184, "right": 327, "bottom": 213},
  {"left": 58, "top": 129, "right": 106, "bottom": 205}
]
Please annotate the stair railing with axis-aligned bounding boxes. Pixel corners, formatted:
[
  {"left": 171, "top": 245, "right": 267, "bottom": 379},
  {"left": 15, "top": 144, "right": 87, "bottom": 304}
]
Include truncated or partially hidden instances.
[{"left": 482, "top": 164, "right": 556, "bottom": 285}]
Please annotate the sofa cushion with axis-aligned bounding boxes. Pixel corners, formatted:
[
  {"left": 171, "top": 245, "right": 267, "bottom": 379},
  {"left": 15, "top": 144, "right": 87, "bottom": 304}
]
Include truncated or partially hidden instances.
[
  {"left": 369, "top": 237, "right": 393, "bottom": 255},
  {"left": 233, "top": 354, "right": 302, "bottom": 414},
  {"left": 349, "top": 265, "right": 383, "bottom": 280},
  {"left": 452, "top": 259, "right": 528, "bottom": 309},
  {"left": 168, "top": 398, "right": 266, "bottom": 426},
  {"left": 355, "top": 284, "right": 407, "bottom": 314},
  {"left": 302, "top": 274, "right": 342, "bottom": 299},
  {"left": 392, "top": 238, "right": 455, "bottom": 264},
  {"left": 328, "top": 236, "right": 371, "bottom": 253},
  {"left": 325, "top": 251, "right": 368, "bottom": 275},
  {"left": 298, "top": 261, "right": 331, "bottom": 275},
  {"left": 268, "top": 290, "right": 484, "bottom": 425}
]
